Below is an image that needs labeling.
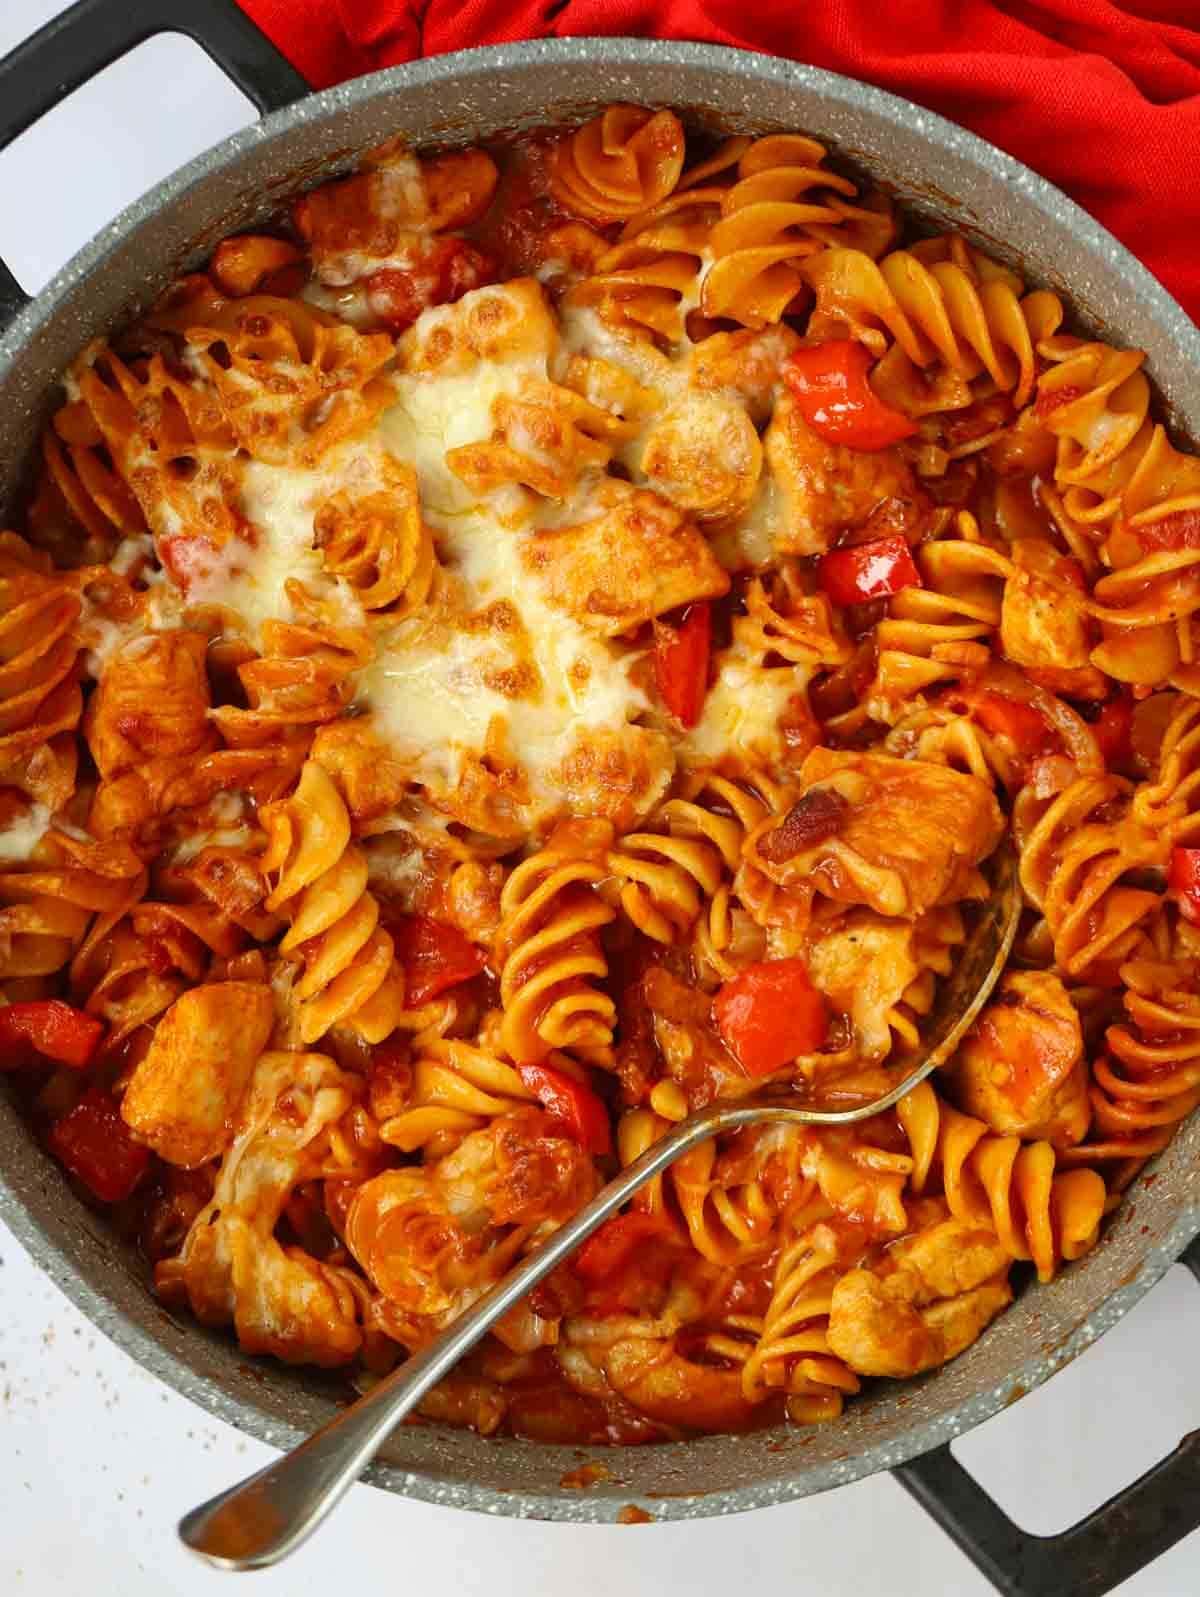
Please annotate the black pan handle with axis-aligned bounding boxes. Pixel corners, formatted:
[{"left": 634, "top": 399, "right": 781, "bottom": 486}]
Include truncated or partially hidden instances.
[
  {"left": 0, "top": 0, "right": 309, "bottom": 328},
  {"left": 894, "top": 1234, "right": 1200, "bottom": 1597}
]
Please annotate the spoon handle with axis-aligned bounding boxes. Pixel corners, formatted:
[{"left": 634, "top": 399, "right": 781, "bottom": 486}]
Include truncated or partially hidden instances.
[{"left": 178, "top": 1104, "right": 729, "bottom": 1569}]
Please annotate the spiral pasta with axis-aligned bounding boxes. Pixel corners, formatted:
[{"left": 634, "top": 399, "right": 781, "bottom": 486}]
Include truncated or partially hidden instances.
[
  {"left": 260, "top": 760, "right": 404, "bottom": 1044},
  {"left": 0, "top": 534, "right": 83, "bottom": 809},
  {"left": 550, "top": 106, "right": 686, "bottom": 224},
  {"left": 212, "top": 602, "right": 374, "bottom": 749},
  {"left": 0, "top": 829, "right": 145, "bottom": 985},
  {"left": 1060, "top": 956, "right": 1200, "bottom": 1186},
  {"left": 377, "top": 1039, "right": 534, "bottom": 1156},
  {"left": 729, "top": 1215, "right": 862, "bottom": 1423},
  {"left": 492, "top": 823, "right": 616, "bottom": 1065},
  {"left": 605, "top": 769, "right": 773, "bottom": 947},
  {"left": 162, "top": 290, "right": 396, "bottom": 468},
  {"left": 864, "top": 537, "right": 1014, "bottom": 724},
  {"left": 897, "top": 1082, "right": 1106, "bottom": 1282},
  {"left": 314, "top": 461, "right": 440, "bottom": 617},
  {"left": 802, "top": 238, "right": 1049, "bottom": 408},
  {"left": 1017, "top": 775, "right": 1167, "bottom": 979}
]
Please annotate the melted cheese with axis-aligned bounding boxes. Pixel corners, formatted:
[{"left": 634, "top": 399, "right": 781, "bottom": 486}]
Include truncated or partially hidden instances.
[
  {"left": 0, "top": 803, "right": 51, "bottom": 862},
  {"left": 184, "top": 441, "right": 376, "bottom": 645},
  {"left": 100, "top": 278, "right": 796, "bottom": 838},
  {"left": 681, "top": 652, "right": 802, "bottom": 768}
]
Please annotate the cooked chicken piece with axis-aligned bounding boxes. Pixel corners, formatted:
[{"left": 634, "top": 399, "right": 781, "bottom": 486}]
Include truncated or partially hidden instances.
[
  {"left": 640, "top": 392, "right": 763, "bottom": 519},
  {"left": 951, "top": 970, "right": 1089, "bottom": 1147},
  {"left": 756, "top": 747, "right": 1004, "bottom": 918},
  {"left": 398, "top": 276, "right": 554, "bottom": 374},
  {"left": 690, "top": 325, "right": 799, "bottom": 423},
  {"left": 523, "top": 483, "right": 729, "bottom": 635},
  {"left": 121, "top": 981, "right": 274, "bottom": 1167},
  {"left": 345, "top": 1166, "right": 482, "bottom": 1320},
  {"left": 1000, "top": 539, "right": 1106, "bottom": 698},
  {"left": 85, "top": 631, "right": 212, "bottom": 778},
  {"left": 827, "top": 1214, "right": 1012, "bottom": 1378},
  {"left": 805, "top": 908, "right": 921, "bottom": 1061},
  {"left": 433, "top": 1107, "right": 599, "bottom": 1232},
  {"left": 764, "top": 389, "right": 927, "bottom": 557},
  {"left": 162, "top": 1050, "right": 365, "bottom": 1366}
]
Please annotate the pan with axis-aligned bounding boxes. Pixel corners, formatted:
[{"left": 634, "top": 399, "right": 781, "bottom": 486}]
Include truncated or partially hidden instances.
[{"left": 0, "top": 5, "right": 1197, "bottom": 1591}]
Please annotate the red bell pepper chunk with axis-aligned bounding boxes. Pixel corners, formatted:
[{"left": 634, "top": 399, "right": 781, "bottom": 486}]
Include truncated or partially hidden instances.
[
  {"left": 968, "top": 691, "right": 1055, "bottom": 757},
  {"left": 0, "top": 1000, "right": 105, "bottom": 1070},
  {"left": 157, "top": 533, "right": 222, "bottom": 595},
  {"left": 818, "top": 534, "right": 922, "bottom": 608},
  {"left": 574, "top": 1211, "right": 676, "bottom": 1281},
  {"left": 782, "top": 340, "right": 917, "bottom": 451},
  {"left": 1169, "top": 847, "right": 1200, "bottom": 926},
  {"left": 1093, "top": 692, "right": 1134, "bottom": 768},
  {"left": 516, "top": 1062, "right": 612, "bottom": 1155},
  {"left": 1134, "top": 508, "right": 1200, "bottom": 553},
  {"left": 713, "top": 958, "right": 829, "bottom": 1078},
  {"left": 653, "top": 601, "right": 711, "bottom": 728},
  {"left": 47, "top": 1087, "right": 150, "bottom": 1203},
  {"left": 390, "top": 913, "right": 486, "bottom": 1008}
]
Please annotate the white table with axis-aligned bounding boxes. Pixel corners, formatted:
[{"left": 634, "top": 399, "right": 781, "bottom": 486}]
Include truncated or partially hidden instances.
[{"left": 0, "top": 4, "right": 1197, "bottom": 1591}]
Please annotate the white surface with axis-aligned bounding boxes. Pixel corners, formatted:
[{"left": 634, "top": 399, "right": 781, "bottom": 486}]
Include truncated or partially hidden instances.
[{"left": 0, "top": 2, "right": 1198, "bottom": 1592}]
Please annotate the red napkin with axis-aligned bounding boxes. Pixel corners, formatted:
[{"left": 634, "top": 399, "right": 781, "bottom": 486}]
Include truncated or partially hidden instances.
[{"left": 235, "top": 0, "right": 1200, "bottom": 322}]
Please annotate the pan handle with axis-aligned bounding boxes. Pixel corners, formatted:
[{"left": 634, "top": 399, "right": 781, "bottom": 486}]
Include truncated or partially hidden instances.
[
  {"left": 894, "top": 1235, "right": 1200, "bottom": 1597},
  {"left": 0, "top": 0, "right": 309, "bottom": 329}
]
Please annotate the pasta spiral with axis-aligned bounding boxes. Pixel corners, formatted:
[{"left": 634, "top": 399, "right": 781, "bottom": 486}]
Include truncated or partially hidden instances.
[
  {"left": 314, "top": 462, "right": 439, "bottom": 617},
  {"left": 168, "top": 291, "right": 396, "bottom": 468},
  {"left": 378, "top": 1039, "right": 534, "bottom": 1156},
  {"left": 549, "top": 106, "right": 686, "bottom": 224},
  {"left": 866, "top": 537, "right": 1013, "bottom": 722},
  {"left": 1060, "top": 957, "right": 1200, "bottom": 1185},
  {"left": 802, "top": 239, "right": 1051, "bottom": 408},
  {"left": 0, "top": 830, "right": 144, "bottom": 984},
  {"left": 446, "top": 379, "right": 633, "bottom": 505},
  {"left": 1130, "top": 694, "right": 1200, "bottom": 845},
  {"left": 0, "top": 534, "right": 83, "bottom": 808},
  {"left": 212, "top": 601, "right": 373, "bottom": 748},
  {"left": 1017, "top": 775, "right": 1166, "bottom": 979},
  {"left": 260, "top": 760, "right": 404, "bottom": 1045},
  {"left": 607, "top": 770, "right": 782, "bottom": 951},
  {"left": 897, "top": 1082, "right": 1106, "bottom": 1282},
  {"left": 701, "top": 136, "right": 862, "bottom": 328},
  {"left": 62, "top": 340, "right": 243, "bottom": 546},
  {"left": 732, "top": 1212, "right": 861, "bottom": 1423},
  {"left": 492, "top": 823, "right": 616, "bottom": 1065}
]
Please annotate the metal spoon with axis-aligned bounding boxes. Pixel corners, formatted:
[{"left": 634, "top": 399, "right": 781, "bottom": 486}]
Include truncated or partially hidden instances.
[{"left": 179, "top": 842, "right": 1019, "bottom": 1569}]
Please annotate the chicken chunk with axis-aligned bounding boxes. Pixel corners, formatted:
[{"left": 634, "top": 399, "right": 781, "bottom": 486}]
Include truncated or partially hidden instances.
[
  {"left": 162, "top": 1050, "right": 365, "bottom": 1366},
  {"left": 398, "top": 277, "right": 556, "bottom": 375},
  {"left": 999, "top": 539, "right": 1106, "bottom": 698},
  {"left": 639, "top": 392, "right": 763, "bottom": 520},
  {"left": 805, "top": 908, "right": 921, "bottom": 1061},
  {"left": 757, "top": 747, "right": 1005, "bottom": 918},
  {"left": 85, "top": 631, "right": 211, "bottom": 779},
  {"left": 764, "top": 389, "right": 927, "bottom": 557},
  {"left": 827, "top": 1215, "right": 1012, "bottom": 1378},
  {"left": 121, "top": 982, "right": 275, "bottom": 1167},
  {"left": 523, "top": 484, "right": 729, "bottom": 636},
  {"left": 951, "top": 970, "right": 1089, "bottom": 1147},
  {"left": 433, "top": 1107, "right": 599, "bottom": 1232},
  {"left": 690, "top": 325, "right": 799, "bottom": 423}
]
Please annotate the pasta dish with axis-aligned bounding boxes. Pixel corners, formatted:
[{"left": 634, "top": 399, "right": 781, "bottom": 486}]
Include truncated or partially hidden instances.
[{"left": 2, "top": 107, "right": 1198, "bottom": 1442}]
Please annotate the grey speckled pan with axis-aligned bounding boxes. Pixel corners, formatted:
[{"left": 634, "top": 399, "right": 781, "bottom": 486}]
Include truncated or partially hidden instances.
[{"left": 1, "top": 9, "right": 1199, "bottom": 1586}]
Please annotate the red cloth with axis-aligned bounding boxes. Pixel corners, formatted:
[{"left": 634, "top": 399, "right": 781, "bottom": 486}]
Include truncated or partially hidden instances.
[{"left": 235, "top": 0, "right": 1200, "bottom": 321}]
